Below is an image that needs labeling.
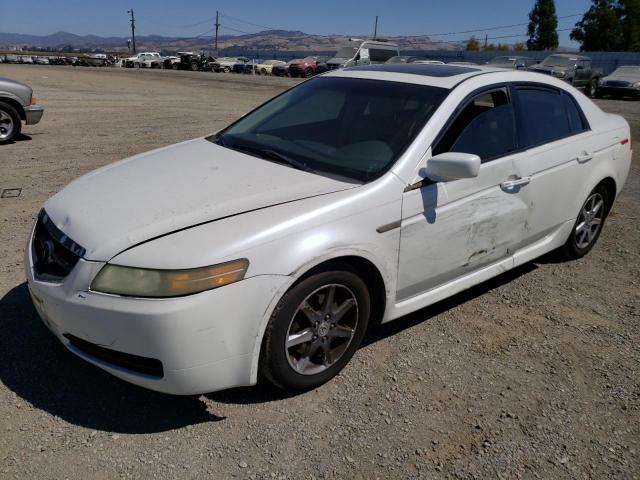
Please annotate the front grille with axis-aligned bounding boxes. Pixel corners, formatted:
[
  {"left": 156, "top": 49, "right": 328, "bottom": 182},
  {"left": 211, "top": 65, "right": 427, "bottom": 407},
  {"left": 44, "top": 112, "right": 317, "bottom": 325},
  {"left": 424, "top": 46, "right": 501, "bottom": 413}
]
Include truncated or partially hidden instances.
[
  {"left": 64, "top": 334, "right": 164, "bottom": 378},
  {"left": 32, "top": 210, "right": 85, "bottom": 282},
  {"left": 605, "top": 80, "right": 631, "bottom": 87}
]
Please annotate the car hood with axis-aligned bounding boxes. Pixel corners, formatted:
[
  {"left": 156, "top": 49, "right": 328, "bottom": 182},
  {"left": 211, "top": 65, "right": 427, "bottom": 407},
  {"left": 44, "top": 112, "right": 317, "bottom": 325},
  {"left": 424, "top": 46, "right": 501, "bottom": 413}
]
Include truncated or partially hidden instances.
[
  {"left": 43, "top": 138, "right": 358, "bottom": 261},
  {"left": 605, "top": 72, "right": 640, "bottom": 82}
]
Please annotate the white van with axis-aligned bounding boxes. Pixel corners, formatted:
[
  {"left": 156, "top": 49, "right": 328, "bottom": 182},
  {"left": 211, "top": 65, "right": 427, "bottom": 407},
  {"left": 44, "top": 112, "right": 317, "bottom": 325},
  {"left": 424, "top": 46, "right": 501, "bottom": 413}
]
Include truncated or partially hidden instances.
[{"left": 326, "top": 38, "right": 399, "bottom": 70}]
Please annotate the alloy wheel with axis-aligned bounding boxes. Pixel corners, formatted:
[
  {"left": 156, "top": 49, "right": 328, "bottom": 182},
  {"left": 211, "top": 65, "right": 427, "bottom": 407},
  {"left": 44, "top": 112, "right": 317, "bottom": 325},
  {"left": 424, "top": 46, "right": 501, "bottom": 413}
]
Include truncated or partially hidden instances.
[
  {"left": 285, "top": 284, "right": 358, "bottom": 375},
  {"left": 0, "top": 110, "right": 14, "bottom": 141},
  {"left": 575, "top": 192, "right": 604, "bottom": 249}
]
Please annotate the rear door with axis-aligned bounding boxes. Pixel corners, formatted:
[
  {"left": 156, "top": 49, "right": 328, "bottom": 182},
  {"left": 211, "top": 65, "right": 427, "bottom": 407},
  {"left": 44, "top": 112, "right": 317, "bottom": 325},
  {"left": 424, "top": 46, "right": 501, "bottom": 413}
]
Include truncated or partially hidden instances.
[
  {"left": 397, "top": 87, "right": 530, "bottom": 300},
  {"left": 509, "top": 85, "right": 594, "bottom": 257}
]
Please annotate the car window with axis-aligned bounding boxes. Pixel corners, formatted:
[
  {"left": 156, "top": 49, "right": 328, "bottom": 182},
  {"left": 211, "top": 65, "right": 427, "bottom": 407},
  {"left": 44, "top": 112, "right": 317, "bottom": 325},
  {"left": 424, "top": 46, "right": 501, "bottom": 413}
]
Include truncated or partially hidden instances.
[
  {"left": 433, "top": 89, "right": 517, "bottom": 162},
  {"left": 563, "top": 93, "right": 588, "bottom": 134},
  {"left": 515, "top": 87, "right": 572, "bottom": 147}
]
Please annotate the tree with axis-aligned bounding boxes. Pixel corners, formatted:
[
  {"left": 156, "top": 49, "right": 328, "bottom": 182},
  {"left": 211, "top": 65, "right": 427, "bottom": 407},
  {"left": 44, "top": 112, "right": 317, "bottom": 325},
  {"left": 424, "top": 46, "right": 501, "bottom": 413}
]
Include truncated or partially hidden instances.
[
  {"left": 620, "top": 0, "right": 640, "bottom": 50},
  {"left": 570, "top": 0, "right": 624, "bottom": 51},
  {"left": 466, "top": 36, "right": 480, "bottom": 51},
  {"left": 514, "top": 42, "right": 527, "bottom": 51},
  {"left": 527, "top": 0, "right": 559, "bottom": 50}
]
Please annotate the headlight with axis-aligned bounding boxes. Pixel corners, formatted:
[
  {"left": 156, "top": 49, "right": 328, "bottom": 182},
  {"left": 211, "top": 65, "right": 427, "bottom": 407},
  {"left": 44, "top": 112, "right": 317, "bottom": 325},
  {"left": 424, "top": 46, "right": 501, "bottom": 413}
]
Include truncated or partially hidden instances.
[
  {"left": 599, "top": 78, "right": 606, "bottom": 86},
  {"left": 554, "top": 70, "right": 566, "bottom": 78},
  {"left": 634, "top": 81, "right": 640, "bottom": 89},
  {"left": 90, "top": 259, "right": 249, "bottom": 298}
]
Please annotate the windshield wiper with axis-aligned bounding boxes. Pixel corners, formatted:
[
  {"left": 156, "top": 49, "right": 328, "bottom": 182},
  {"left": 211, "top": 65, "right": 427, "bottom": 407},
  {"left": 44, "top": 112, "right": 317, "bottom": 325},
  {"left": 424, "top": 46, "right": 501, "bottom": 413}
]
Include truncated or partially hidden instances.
[
  {"left": 258, "top": 148, "right": 316, "bottom": 173},
  {"left": 214, "top": 134, "right": 316, "bottom": 173}
]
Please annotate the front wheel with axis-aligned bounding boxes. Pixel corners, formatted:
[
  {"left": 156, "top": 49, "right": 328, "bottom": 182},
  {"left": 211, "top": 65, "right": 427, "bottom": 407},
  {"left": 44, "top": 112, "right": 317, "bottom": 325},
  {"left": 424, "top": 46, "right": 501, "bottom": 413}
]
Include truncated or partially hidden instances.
[
  {"left": 586, "top": 79, "right": 598, "bottom": 98},
  {"left": 260, "top": 269, "right": 370, "bottom": 391},
  {"left": 559, "top": 185, "right": 610, "bottom": 260},
  {"left": 0, "top": 101, "right": 21, "bottom": 144}
]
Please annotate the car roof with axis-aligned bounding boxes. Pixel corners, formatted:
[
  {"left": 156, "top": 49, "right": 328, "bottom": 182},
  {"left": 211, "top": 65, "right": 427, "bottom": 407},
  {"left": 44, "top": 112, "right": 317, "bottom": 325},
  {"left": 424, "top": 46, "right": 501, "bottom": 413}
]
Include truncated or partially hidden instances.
[
  {"left": 546, "top": 53, "right": 588, "bottom": 59},
  {"left": 324, "top": 63, "right": 577, "bottom": 90}
]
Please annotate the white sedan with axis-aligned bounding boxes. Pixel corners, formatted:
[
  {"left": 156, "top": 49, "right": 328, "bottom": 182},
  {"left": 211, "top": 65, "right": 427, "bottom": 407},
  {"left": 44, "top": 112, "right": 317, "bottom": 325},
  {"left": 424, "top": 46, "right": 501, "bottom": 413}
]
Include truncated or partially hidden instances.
[{"left": 26, "top": 64, "right": 632, "bottom": 394}]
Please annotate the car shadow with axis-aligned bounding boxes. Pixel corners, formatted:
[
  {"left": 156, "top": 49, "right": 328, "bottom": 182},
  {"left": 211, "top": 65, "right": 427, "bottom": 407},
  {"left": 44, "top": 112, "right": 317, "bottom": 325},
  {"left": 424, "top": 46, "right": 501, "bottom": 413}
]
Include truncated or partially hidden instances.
[
  {"left": 0, "top": 283, "right": 225, "bottom": 433},
  {"left": 1, "top": 263, "right": 538, "bottom": 420},
  {"left": 2, "top": 133, "right": 32, "bottom": 144}
]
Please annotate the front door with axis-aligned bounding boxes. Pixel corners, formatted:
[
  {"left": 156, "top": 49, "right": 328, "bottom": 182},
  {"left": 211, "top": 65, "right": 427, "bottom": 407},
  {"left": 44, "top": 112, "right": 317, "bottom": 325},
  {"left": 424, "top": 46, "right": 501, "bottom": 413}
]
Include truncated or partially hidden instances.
[{"left": 397, "top": 87, "right": 530, "bottom": 301}]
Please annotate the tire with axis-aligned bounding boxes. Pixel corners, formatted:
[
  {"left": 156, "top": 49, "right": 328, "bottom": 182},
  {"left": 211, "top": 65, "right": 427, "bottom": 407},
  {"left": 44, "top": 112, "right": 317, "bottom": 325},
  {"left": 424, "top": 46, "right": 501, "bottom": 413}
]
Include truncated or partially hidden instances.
[
  {"left": 260, "top": 68, "right": 267, "bottom": 75},
  {"left": 558, "top": 184, "right": 610, "bottom": 260},
  {"left": 586, "top": 79, "right": 598, "bottom": 98},
  {"left": 0, "top": 101, "right": 21, "bottom": 144},
  {"left": 304, "top": 68, "right": 313, "bottom": 78},
  {"left": 172, "top": 63, "right": 179, "bottom": 70},
  {"left": 260, "top": 269, "right": 371, "bottom": 391},
  {"left": 223, "top": 66, "right": 231, "bottom": 73},
  {"left": 190, "top": 61, "right": 199, "bottom": 71}
]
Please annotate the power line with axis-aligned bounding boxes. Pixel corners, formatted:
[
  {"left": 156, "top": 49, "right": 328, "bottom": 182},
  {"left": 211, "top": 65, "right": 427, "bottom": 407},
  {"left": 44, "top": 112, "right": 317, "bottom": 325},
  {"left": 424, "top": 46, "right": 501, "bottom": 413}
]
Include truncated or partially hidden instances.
[
  {"left": 422, "top": 14, "right": 581, "bottom": 37},
  {"left": 219, "top": 13, "right": 281, "bottom": 32}
]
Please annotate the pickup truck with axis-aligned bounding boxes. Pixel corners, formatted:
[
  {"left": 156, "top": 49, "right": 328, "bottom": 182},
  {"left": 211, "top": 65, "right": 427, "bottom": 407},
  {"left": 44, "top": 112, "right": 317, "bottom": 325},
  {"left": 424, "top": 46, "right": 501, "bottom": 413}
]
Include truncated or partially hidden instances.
[
  {"left": 529, "top": 53, "right": 602, "bottom": 97},
  {"left": 0, "top": 76, "right": 44, "bottom": 144}
]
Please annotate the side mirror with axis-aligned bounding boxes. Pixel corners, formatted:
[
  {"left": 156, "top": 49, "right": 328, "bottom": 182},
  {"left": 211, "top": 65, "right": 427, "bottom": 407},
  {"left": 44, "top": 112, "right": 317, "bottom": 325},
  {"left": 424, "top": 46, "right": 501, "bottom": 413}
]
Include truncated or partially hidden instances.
[{"left": 424, "top": 152, "right": 481, "bottom": 181}]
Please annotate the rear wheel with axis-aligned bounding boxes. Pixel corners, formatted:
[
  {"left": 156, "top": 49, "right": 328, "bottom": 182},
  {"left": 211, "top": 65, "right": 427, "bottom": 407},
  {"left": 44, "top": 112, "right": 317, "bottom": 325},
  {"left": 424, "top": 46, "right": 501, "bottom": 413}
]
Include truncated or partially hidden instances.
[
  {"left": 0, "top": 101, "right": 21, "bottom": 144},
  {"left": 260, "top": 269, "right": 370, "bottom": 391},
  {"left": 223, "top": 66, "right": 231, "bottom": 73},
  {"left": 559, "top": 184, "right": 609, "bottom": 260},
  {"left": 304, "top": 68, "right": 313, "bottom": 78},
  {"left": 190, "top": 61, "right": 199, "bottom": 71}
]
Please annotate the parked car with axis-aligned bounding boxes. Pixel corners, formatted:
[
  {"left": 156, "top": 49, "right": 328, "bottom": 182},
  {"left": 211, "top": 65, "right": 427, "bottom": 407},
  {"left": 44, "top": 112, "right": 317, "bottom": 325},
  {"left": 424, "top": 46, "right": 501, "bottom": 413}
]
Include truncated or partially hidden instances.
[
  {"left": 448, "top": 61, "right": 478, "bottom": 66},
  {"left": 326, "top": 39, "right": 399, "bottom": 70},
  {"left": 288, "top": 56, "right": 329, "bottom": 77},
  {"left": 162, "top": 54, "right": 183, "bottom": 69},
  {"left": 386, "top": 56, "right": 442, "bottom": 64},
  {"left": 488, "top": 56, "right": 536, "bottom": 70},
  {"left": 211, "top": 57, "right": 248, "bottom": 73},
  {"left": 529, "top": 53, "right": 602, "bottom": 97},
  {"left": 34, "top": 56, "right": 51, "bottom": 65},
  {"left": 174, "top": 52, "right": 214, "bottom": 71},
  {"left": 136, "top": 52, "right": 163, "bottom": 68},
  {"left": 234, "top": 58, "right": 265, "bottom": 74},
  {"left": 18, "top": 55, "right": 34, "bottom": 65},
  {"left": 26, "top": 64, "right": 631, "bottom": 395},
  {"left": 597, "top": 65, "right": 640, "bottom": 99},
  {"left": 3, "top": 55, "right": 20, "bottom": 64},
  {"left": 0, "top": 76, "right": 44, "bottom": 143},
  {"left": 271, "top": 59, "right": 297, "bottom": 77},
  {"left": 254, "top": 59, "right": 287, "bottom": 75}
]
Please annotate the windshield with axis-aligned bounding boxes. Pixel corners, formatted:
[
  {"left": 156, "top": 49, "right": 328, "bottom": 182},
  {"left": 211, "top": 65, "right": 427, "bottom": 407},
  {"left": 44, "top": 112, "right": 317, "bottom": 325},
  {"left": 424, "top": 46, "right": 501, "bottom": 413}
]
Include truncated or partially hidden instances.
[
  {"left": 542, "top": 55, "right": 576, "bottom": 67},
  {"left": 212, "top": 77, "right": 448, "bottom": 182},
  {"left": 489, "top": 57, "right": 516, "bottom": 66},
  {"left": 611, "top": 66, "right": 640, "bottom": 76},
  {"left": 334, "top": 47, "right": 358, "bottom": 59}
]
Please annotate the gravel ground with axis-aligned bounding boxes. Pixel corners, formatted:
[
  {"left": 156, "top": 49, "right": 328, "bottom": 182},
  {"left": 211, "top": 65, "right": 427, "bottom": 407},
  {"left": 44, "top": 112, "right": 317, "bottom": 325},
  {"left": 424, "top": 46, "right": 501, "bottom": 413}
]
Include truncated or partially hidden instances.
[{"left": 0, "top": 65, "right": 638, "bottom": 479}]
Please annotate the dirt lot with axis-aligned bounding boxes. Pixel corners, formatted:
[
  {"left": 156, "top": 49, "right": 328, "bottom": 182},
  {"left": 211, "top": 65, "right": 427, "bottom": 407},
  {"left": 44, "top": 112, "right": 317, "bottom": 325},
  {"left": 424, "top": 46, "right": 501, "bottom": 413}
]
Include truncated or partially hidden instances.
[{"left": 0, "top": 65, "right": 638, "bottom": 479}]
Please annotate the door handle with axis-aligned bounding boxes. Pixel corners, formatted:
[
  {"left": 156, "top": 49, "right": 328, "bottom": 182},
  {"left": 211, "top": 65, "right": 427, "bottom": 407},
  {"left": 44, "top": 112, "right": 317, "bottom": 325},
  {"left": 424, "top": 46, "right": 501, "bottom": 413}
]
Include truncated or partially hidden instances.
[
  {"left": 576, "top": 152, "right": 593, "bottom": 163},
  {"left": 500, "top": 176, "right": 531, "bottom": 190}
]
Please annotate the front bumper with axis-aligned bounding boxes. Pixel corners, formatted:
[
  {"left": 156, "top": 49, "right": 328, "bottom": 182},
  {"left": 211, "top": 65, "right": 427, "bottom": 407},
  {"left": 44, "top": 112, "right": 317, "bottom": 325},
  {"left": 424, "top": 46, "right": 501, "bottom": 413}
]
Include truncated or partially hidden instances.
[
  {"left": 599, "top": 86, "right": 640, "bottom": 97},
  {"left": 24, "top": 104, "right": 44, "bottom": 125},
  {"left": 25, "top": 236, "right": 290, "bottom": 395}
]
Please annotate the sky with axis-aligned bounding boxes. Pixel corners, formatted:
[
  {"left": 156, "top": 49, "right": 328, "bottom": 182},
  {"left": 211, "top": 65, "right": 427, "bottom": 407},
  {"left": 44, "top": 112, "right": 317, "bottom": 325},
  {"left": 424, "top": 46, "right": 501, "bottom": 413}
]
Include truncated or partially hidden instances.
[{"left": 1, "top": 0, "right": 593, "bottom": 47}]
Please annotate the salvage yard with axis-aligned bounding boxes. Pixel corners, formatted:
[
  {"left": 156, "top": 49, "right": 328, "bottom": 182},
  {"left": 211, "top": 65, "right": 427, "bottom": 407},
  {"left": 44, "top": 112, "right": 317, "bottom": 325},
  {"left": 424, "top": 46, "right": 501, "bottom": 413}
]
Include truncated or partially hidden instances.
[{"left": 0, "top": 64, "right": 639, "bottom": 479}]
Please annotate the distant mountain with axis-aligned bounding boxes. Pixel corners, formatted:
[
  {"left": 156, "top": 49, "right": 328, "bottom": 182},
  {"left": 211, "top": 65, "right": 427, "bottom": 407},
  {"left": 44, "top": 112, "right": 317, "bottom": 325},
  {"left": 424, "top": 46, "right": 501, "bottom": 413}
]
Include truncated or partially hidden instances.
[{"left": 0, "top": 29, "right": 462, "bottom": 53}]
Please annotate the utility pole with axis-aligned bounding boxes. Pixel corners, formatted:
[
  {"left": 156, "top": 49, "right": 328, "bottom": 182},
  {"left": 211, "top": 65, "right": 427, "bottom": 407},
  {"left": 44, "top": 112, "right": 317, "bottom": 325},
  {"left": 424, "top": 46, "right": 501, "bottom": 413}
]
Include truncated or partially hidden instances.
[
  {"left": 127, "top": 9, "right": 136, "bottom": 54},
  {"left": 484, "top": 34, "right": 488, "bottom": 50},
  {"left": 214, "top": 10, "right": 220, "bottom": 56},
  {"left": 373, "top": 16, "right": 378, "bottom": 38}
]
